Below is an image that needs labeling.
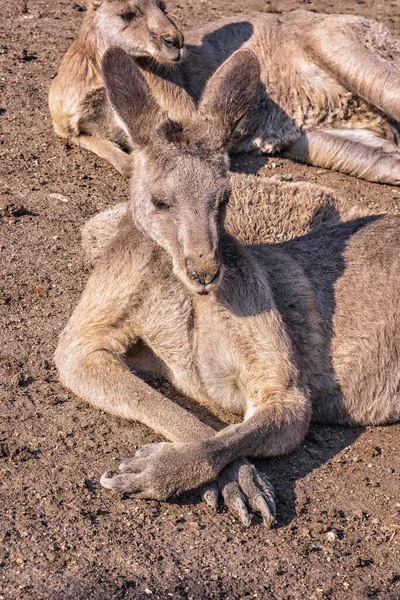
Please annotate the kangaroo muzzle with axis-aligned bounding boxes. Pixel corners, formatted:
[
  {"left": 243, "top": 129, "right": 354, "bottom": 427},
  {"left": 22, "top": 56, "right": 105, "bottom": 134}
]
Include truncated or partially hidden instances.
[
  {"left": 161, "top": 31, "right": 184, "bottom": 51},
  {"left": 151, "top": 11, "right": 185, "bottom": 62},
  {"left": 185, "top": 254, "right": 221, "bottom": 288}
]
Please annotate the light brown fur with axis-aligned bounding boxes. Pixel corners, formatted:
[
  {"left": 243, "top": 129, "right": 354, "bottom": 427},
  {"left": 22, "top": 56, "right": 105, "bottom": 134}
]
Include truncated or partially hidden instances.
[
  {"left": 49, "top": 2, "right": 400, "bottom": 182},
  {"left": 55, "top": 50, "right": 399, "bottom": 527}
]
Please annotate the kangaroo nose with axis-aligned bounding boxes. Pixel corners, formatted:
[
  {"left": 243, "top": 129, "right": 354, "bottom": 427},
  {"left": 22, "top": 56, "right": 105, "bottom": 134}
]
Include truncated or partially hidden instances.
[
  {"left": 186, "top": 263, "right": 221, "bottom": 286},
  {"left": 161, "top": 33, "right": 184, "bottom": 50},
  {"left": 187, "top": 268, "right": 220, "bottom": 286}
]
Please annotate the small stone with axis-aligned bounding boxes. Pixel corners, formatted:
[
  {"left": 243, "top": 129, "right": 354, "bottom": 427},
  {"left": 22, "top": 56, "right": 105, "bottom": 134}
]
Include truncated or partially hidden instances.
[
  {"left": 326, "top": 530, "right": 337, "bottom": 542},
  {"left": 49, "top": 193, "right": 69, "bottom": 203},
  {"left": 16, "top": 557, "right": 24, "bottom": 565},
  {"left": 144, "top": 589, "right": 153, "bottom": 595}
]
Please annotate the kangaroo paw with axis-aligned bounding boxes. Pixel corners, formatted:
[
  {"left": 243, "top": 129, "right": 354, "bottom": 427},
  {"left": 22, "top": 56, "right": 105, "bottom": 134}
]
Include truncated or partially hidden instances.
[
  {"left": 218, "top": 458, "right": 276, "bottom": 528},
  {"left": 201, "top": 481, "right": 219, "bottom": 509},
  {"left": 100, "top": 441, "right": 212, "bottom": 500}
]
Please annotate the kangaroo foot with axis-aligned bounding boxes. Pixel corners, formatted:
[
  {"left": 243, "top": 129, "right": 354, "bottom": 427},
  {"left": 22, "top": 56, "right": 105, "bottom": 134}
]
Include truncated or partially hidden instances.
[
  {"left": 217, "top": 458, "right": 276, "bottom": 528},
  {"left": 187, "top": 460, "right": 276, "bottom": 527}
]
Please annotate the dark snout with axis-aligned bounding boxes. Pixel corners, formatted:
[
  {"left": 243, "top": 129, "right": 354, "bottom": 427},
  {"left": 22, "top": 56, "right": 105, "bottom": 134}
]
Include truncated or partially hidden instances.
[{"left": 185, "top": 254, "right": 222, "bottom": 292}]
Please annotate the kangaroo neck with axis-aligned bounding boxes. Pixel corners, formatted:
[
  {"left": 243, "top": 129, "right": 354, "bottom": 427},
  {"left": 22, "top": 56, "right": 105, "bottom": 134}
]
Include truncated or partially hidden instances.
[
  {"left": 191, "top": 234, "right": 274, "bottom": 314},
  {"left": 81, "top": 10, "right": 104, "bottom": 64}
]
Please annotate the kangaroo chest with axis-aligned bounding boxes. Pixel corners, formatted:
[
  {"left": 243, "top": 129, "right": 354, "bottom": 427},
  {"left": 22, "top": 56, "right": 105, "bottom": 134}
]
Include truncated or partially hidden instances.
[
  {"left": 136, "top": 284, "right": 249, "bottom": 416},
  {"left": 192, "top": 306, "right": 249, "bottom": 415}
]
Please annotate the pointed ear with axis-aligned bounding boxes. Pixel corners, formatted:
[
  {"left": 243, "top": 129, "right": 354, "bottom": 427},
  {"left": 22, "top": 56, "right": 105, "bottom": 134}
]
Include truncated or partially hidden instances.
[
  {"left": 101, "top": 47, "right": 162, "bottom": 147},
  {"left": 198, "top": 49, "right": 260, "bottom": 147}
]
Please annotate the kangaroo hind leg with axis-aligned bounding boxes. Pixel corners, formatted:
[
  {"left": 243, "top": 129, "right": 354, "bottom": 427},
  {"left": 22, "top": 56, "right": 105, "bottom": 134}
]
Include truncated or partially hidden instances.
[
  {"left": 303, "top": 21, "right": 400, "bottom": 122},
  {"left": 284, "top": 129, "right": 400, "bottom": 185}
]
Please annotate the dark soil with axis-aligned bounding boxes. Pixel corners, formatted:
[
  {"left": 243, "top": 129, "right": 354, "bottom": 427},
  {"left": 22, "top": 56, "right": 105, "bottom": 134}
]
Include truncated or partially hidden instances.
[{"left": 1, "top": 1, "right": 400, "bottom": 598}]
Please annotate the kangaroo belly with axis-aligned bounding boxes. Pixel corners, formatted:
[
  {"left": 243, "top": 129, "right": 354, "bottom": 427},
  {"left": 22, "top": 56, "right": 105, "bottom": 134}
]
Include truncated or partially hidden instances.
[
  {"left": 196, "top": 346, "right": 248, "bottom": 416},
  {"left": 193, "top": 310, "right": 250, "bottom": 416},
  {"left": 285, "top": 215, "right": 400, "bottom": 426}
]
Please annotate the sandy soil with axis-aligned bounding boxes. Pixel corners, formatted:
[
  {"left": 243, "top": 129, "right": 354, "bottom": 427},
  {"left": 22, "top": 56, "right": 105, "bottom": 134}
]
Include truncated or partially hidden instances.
[{"left": 1, "top": 0, "right": 400, "bottom": 598}]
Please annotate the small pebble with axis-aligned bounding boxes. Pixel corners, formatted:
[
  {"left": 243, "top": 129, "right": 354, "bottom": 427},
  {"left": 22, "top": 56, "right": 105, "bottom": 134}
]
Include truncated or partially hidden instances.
[
  {"left": 49, "top": 193, "right": 69, "bottom": 203},
  {"left": 326, "top": 531, "right": 337, "bottom": 542}
]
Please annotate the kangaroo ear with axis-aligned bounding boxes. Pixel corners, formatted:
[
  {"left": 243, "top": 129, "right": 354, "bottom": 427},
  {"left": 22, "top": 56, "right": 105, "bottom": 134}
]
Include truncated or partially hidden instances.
[
  {"left": 102, "top": 47, "right": 162, "bottom": 147},
  {"left": 198, "top": 49, "right": 260, "bottom": 148}
]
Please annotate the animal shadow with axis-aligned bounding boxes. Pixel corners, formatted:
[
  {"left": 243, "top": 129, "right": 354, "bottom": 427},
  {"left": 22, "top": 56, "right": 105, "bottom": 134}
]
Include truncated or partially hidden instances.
[
  {"left": 256, "top": 423, "right": 363, "bottom": 528},
  {"left": 252, "top": 214, "right": 382, "bottom": 527}
]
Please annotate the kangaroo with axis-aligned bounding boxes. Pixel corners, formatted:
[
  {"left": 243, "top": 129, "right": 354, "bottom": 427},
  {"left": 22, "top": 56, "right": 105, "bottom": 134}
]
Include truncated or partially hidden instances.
[
  {"left": 49, "top": 1, "right": 400, "bottom": 183},
  {"left": 55, "top": 48, "right": 400, "bottom": 527},
  {"left": 48, "top": 0, "right": 188, "bottom": 176}
]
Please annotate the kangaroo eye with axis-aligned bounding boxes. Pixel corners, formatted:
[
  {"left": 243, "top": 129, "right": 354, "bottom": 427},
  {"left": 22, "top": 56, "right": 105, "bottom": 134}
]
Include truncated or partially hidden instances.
[
  {"left": 152, "top": 198, "right": 170, "bottom": 211},
  {"left": 120, "top": 11, "right": 138, "bottom": 23}
]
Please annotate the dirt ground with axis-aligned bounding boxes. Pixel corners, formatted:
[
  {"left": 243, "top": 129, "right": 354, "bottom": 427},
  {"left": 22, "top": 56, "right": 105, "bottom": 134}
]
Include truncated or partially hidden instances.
[{"left": 1, "top": 0, "right": 400, "bottom": 598}]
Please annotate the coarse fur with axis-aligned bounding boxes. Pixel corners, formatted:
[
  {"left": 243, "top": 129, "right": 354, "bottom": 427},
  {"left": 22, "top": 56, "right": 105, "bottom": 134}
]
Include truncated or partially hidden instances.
[
  {"left": 49, "top": 1, "right": 400, "bottom": 183},
  {"left": 55, "top": 50, "right": 399, "bottom": 527},
  {"left": 82, "top": 172, "right": 370, "bottom": 264}
]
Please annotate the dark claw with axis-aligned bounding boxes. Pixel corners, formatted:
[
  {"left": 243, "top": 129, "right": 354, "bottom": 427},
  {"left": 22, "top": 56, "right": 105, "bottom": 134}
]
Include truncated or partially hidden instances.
[
  {"left": 232, "top": 495, "right": 251, "bottom": 527},
  {"left": 202, "top": 482, "right": 219, "bottom": 509},
  {"left": 256, "top": 472, "right": 276, "bottom": 518},
  {"left": 255, "top": 495, "right": 275, "bottom": 528}
]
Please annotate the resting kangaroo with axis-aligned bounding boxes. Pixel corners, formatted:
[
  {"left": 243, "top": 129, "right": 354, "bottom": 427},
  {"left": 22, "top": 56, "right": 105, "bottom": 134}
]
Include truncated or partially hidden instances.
[
  {"left": 55, "top": 49, "right": 400, "bottom": 527},
  {"left": 48, "top": 0, "right": 187, "bottom": 175},
  {"left": 49, "top": 0, "right": 400, "bottom": 183}
]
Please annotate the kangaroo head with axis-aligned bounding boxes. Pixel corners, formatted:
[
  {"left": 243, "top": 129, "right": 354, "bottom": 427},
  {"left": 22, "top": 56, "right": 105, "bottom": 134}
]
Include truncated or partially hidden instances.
[
  {"left": 90, "top": 0, "right": 184, "bottom": 64},
  {"left": 102, "top": 47, "right": 260, "bottom": 294}
]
